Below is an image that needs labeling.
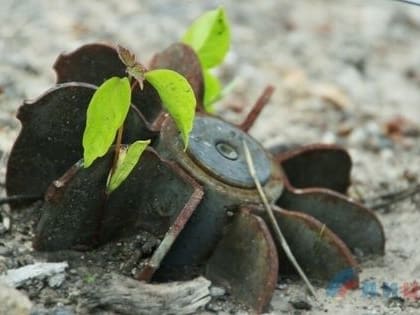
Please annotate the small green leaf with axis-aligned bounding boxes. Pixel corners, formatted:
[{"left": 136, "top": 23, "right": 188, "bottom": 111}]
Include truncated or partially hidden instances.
[
  {"left": 203, "top": 70, "right": 221, "bottom": 112},
  {"left": 145, "top": 69, "right": 196, "bottom": 148},
  {"left": 107, "top": 140, "right": 150, "bottom": 193},
  {"left": 182, "top": 7, "right": 230, "bottom": 69},
  {"left": 82, "top": 77, "right": 131, "bottom": 168}
]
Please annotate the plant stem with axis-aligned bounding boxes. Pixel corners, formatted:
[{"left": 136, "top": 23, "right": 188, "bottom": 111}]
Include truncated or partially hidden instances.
[
  {"left": 110, "top": 126, "right": 124, "bottom": 180},
  {"left": 239, "top": 85, "right": 274, "bottom": 132},
  {"left": 242, "top": 140, "right": 318, "bottom": 300}
]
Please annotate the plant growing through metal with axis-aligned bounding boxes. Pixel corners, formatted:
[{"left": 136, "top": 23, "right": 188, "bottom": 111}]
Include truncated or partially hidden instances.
[
  {"left": 83, "top": 47, "right": 196, "bottom": 193},
  {"left": 4, "top": 6, "right": 387, "bottom": 314},
  {"left": 83, "top": 7, "right": 230, "bottom": 193}
]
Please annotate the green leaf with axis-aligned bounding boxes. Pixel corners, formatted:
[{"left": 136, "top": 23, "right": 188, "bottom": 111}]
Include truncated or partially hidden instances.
[
  {"left": 182, "top": 7, "right": 230, "bottom": 69},
  {"left": 82, "top": 77, "right": 131, "bottom": 168},
  {"left": 107, "top": 140, "right": 150, "bottom": 193},
  {"left": 203, "top": 70, "right": 221, "bottom": 112},
  {"left": 145, "top": 69, "right": 196, "bottom": 148}
]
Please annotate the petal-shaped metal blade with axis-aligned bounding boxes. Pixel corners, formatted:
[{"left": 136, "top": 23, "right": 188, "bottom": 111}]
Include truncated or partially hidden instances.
[
  {"left": 54, "top": 43, "right": 164, "bottom": 126},
  {"left": 271, "top": 144, "right": 352, "bottom": 194},
  {"left": 254, "top": 206, "right": 359, "bottom": 284},
  {"left": 33, "top": 153, "right": 112, "bottom": 251},
  {"left": 277, "top": 187, "right": 385, "bottom": 257},
  {"left": 34, "top": 149, "right": 203, "bottom": 261},
  {"left": 205, "top": 209, "right": 278, "bottom": 314},
  {"left": 6, "top": 83, "right": 156, "bottom": 205},
  {"left": 102, "top": 149, "right": 203, "bottom": 242},
  {"left": 150, "top": 43, "right": 204, "bottom": 110},
  {"left": 54, "top": 43, "right": 126, "bottom": 85}
]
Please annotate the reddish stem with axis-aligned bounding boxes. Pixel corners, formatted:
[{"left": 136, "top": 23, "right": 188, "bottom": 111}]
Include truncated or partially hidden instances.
[{"left": 239, "top": 85, "right": 275, "bottom": 132}]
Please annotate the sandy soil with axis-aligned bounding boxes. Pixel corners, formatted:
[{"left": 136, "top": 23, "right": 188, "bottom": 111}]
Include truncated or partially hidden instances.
[{"left": 1, "top": 1, "right": 420, "bottom": 314}]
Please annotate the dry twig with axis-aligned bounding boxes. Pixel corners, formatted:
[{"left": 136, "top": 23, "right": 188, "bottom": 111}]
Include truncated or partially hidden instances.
[{"left": 242, "top": 141, "right": 317, "bottom": 300}]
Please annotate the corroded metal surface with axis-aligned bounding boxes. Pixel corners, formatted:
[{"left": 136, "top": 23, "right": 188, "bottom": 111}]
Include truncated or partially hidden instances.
[
  {"left": 54, "top": 43, "right": 164, "bottom": 125},
  {"left": 154, "top": 114, "right": 283, "bottom": 270},
  {"left": 274, "top": 144, "right": 352, "bottom": 193},
  {"left": 5, "top": 83, "right": 154, "bottom": 203},
  {"left": 277, "top": 187, "right": 385, "bottom": 256},
  {"left": 54, "top": 43, "right": 126, "bottom": 86},
  {"left": 206, "top": 209, "right": 278, "bottom": 314},
  {"left": 35, "top": 149, "right": 203, "bottom": 264},
  {"left": 273, "top": 144, "right": 385, "bottom": 256},
  {"left": 188, "top": 116, "right": 271, "bottom": 188},
  {"left": 254, "top": 206, "right": 359, "bottom": 283}
]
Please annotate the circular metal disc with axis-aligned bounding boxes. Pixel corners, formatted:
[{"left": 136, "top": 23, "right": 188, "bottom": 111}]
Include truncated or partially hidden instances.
[{"left": 187, "top": 116, "right": 271, "bottom": 188}]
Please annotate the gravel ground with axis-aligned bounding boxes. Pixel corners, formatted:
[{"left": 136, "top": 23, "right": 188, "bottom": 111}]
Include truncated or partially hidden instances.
[{"left": 1, "top": 0, "right": 420, "bottom": 314}]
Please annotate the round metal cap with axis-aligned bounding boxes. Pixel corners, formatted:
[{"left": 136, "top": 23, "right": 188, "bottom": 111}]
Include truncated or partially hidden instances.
[{"left": 187, "top": 116, "right": 271, "bottom": 188}]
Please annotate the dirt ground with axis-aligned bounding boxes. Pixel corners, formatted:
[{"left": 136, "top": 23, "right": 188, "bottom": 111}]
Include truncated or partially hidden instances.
[{"left": 1, "top": 0, "right": 420, "bottom": 314}]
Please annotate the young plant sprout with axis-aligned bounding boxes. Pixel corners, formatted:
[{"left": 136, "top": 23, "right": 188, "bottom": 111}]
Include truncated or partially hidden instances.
[
  {"left": 183, "top": 7, "right": 230, "bottom": 110},
  {"left": 82, "top": 48, "right": 196, "bottom": 193},
  {"left": 82, "top": 7, "right": 231, "bottom": 193}
]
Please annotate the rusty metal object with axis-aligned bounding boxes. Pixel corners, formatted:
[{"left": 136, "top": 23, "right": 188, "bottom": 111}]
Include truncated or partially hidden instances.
[
  {"left": 154, "top": 114, "right": 283, "bottom": 271},
  {"left": 206, "top": 209, "right": 278, "bottom": 313},
  {"left": 5, "top": 42, "right": 387, "bottom": 314}
]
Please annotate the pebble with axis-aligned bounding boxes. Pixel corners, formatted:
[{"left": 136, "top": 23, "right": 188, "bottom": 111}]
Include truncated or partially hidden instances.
[
  {"left": 206, "top": 301, "right": 223, "bottom": 312},
  {"left": 289, "top": 296, "right": 312, "bottom": 310},
  {"left": 0, "top": 245, "right": 12, "bottom": 256},
  {"left": 48, "top": 273, "right": 66, "bottom": 288},
  {"left": 276, "top": 283, "right": 288, "bottom": 290},
  {"left": 210, "top": 286, "right": 226, "bottom": 297}
]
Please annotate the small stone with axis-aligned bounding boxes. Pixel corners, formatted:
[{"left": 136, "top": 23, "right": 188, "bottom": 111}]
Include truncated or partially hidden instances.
[
  {"left": 206, "top": 301, "right": 223, "bottom": 312},
  {"left": 289, "top": 296, "right": 312, "bottom": 310},
  {"left": 387, "top": 296, "right": 405, "bottom": 307},
  {"left": 0, "top": 245, "right": 12, "bottom": 256},
  {"left": 210, "top": 286, "right": 226, "bottom": 297},
  {"left": 48, "top": 273, "right": 66, "bottom": 288},
  {"left": 276, "top": 283, "right": 288, "bottom": 290}
]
